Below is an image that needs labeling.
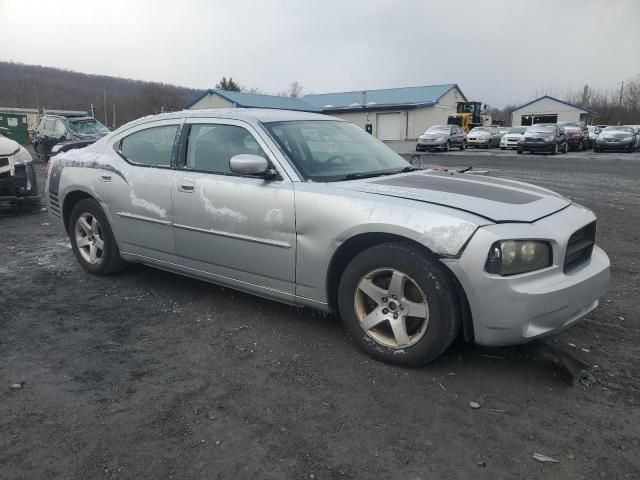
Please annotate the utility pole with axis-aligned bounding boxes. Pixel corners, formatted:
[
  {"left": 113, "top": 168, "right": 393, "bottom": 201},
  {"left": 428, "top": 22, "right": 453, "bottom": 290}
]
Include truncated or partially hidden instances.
[
  {"left": 617, "top": 81, "right": 624, "bottom": 125},
  {"left": 112, "top": 103, "right": 116, "bottom": 129},
  {"left": 103, "top": 87, "right": 108, "bottom": 125}
]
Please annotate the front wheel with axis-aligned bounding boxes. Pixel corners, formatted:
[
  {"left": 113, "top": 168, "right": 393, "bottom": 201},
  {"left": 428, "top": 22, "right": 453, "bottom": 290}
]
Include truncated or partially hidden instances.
[
  {"left": 550, "top": 142, "right": 558, "bottom": 155},
  {"left": 69, "top": 199, "right": 126, "bottom": 275},
  {"left": 563, "top": 142, "right": 569, "bottom": 153},
  {"left": 444, "top": 141, "right": 450, "bottom": 152},
  {"left": 459, "top": 141, "right": 466, "bottom": 151},
  {"left": 338, "top": 242, "right": 460, "bottom": 366}
]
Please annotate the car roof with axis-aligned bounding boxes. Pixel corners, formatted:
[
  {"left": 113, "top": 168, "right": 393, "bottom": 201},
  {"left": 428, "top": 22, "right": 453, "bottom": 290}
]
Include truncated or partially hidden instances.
[{"left": 123, "top": 108, "right": 339, "bottom": 130}]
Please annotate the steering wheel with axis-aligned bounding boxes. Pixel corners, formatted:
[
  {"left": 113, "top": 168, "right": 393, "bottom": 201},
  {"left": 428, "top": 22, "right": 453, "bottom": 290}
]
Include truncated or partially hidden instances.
[{"left": 326, "top": 154, "right": 347, "bottom": 165}]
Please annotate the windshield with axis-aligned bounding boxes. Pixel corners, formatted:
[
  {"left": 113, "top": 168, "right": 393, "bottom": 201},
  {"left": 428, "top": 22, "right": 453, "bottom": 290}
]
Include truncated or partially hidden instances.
[
  {"left": 471, "top": 127, "right": 490, "bottom": 133},
  {"left": 426, "top": 125, "right": 450, "bottom": 134},
  {"left": 508, "top": 127, "right": 527, "bottom": 134},
  {"left": 264, "top": 120, "right": 410, "bottom": 182},
  {"left": 68, "top": 119, "right": 109, "bottom": 134},
  {"left": 527, "top": 125, "right": 555, "bottom": 133},
  {"left": 603, "top": 126, "right": 634, "bottom": 134}
]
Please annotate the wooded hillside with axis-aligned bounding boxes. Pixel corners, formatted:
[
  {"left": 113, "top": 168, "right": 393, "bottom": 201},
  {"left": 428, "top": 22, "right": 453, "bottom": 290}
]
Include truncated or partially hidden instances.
[{"left": 0, "top": 61, "right": 203, "bottom": 128}]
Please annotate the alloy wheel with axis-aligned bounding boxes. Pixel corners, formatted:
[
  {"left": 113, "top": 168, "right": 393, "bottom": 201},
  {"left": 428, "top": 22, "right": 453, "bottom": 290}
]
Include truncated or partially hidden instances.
[
  {"left": 74, "top": 213, "right": 105, "bottom": 264},
  {"left": 354, "top": 268, "right": 429, "bottom": 349}
]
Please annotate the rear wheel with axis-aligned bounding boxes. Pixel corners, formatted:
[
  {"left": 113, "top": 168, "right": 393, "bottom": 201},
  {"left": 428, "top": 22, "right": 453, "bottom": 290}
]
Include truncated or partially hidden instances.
[
  {"left": 338, "top": 242, "right": 460, "bottom": 366},
  {"left": 69, "top": 199, "right": 126, "bottom": 275}
]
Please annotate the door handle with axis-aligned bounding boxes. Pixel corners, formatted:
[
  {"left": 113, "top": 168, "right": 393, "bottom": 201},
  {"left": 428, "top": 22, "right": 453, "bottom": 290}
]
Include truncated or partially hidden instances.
[
  {"left": 178, "top": 181, "right": 195, "bottom": 193},
  {"left": 99, "top": 172, "right": 112, "bottom": 182}
]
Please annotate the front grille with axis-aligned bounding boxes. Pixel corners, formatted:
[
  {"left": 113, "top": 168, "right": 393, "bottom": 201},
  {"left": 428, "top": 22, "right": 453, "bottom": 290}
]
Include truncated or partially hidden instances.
[{"left": 564, "top": 222, "right": 596, "bottom": 272}]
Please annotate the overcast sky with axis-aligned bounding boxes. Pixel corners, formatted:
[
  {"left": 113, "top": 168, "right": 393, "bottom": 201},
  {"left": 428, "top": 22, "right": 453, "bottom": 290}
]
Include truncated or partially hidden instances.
[{"left": 1, "top": 0, "right": 639, "bottom": 106}]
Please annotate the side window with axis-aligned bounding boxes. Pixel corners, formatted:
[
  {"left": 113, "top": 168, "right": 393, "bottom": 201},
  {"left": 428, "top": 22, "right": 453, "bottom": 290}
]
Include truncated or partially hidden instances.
[
  {"left": 185, "top": 124, "right": 266, "bottom": 174},
  {"left": 38, "top": 118, "right": 47, "bottom": 131},
  {"left": 120, "top": 125, "right": 178, "bottom": 167},
  {"left": 55, "top": 120, "right": 67, "bottom": 135},
  {"left": 44, "top": 119, "right": 56, "bottom": 131}
]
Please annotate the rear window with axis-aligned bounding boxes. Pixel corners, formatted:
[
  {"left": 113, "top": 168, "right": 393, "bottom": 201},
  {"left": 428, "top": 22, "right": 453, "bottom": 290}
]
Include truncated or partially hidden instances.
[{"left": 119, "top": 125, "right": 179, "bottom": 167}]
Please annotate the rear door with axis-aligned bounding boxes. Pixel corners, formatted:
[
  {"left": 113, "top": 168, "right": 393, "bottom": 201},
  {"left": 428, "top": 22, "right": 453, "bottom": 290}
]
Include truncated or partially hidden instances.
[{"left": 96, "top": 120, "right": 180, "bottom": 263}]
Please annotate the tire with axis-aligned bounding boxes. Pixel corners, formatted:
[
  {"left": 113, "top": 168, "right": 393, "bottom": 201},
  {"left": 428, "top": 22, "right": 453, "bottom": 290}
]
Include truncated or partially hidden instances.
[
  {"left": 444, "top": 141, "right": 450, "bottom": 152},
  {"left": 517, "top": 149, "right": 523, "bottom": 154},
  {"left": 338, "top": 242, "right": 460, "bottom": 366},
  {"left": 416, "top": 146, "right": 422, "bottom": 152},
  {"left": 69, "top": 199, "right": 126, "bottom": 275},
  {"left": 550, "top": 142, "right": 558, "bottom": 155},
  {"left": 593, "top": 145, "right": 600, "bottom": 153},
  {"left": 563, "top": 142, "right": 569, "bottom": 154},
  {"left": 459, "top": 141, "right": 466, "bottom": 151}
]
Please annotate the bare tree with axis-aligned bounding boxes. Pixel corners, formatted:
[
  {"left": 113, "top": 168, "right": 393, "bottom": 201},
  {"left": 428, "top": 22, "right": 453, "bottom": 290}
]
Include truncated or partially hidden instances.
[{"left": 277, "top": 81, "right": 304, "bottom": 98}]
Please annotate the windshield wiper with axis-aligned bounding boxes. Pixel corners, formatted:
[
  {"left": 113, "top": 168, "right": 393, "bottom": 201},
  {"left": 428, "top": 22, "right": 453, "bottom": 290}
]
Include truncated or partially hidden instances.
[{"left": 341, "top": 166, "right": 417, "bottom": 181}]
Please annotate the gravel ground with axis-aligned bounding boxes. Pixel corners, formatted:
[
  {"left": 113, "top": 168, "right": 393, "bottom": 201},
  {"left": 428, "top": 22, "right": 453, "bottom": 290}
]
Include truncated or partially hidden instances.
[{"left": 1, "top": 152, "right": 639, "bottom": 479}]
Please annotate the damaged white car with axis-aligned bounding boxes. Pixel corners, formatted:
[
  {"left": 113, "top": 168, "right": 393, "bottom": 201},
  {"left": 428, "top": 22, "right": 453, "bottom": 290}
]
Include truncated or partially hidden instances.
[
  {"left": 46, "top": 109, "right": 610, "bottom": 366},
  {"left": 0, "top": 128, "right": 40, "bottom": 212}
]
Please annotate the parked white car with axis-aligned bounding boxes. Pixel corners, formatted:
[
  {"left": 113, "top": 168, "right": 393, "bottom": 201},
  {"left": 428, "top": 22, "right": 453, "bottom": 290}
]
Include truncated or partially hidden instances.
[{"left": 500, "top": 126, "right": 527, "bottom": 150}]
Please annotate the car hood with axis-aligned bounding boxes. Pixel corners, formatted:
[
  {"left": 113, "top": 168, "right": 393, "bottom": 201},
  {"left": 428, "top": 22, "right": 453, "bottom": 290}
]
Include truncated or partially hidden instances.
[
  {"left": 600, "top": 132, "right": 632, "bottom": 140},
  {"left": 420, "top": 133, "right": 447, "bottom": 139},
  {"left": 468, "top": 132, "right": 490, "bottom": 138},
  {"left": 503, "top": 133, "right": 523, "bottom": 139},
  {"left": 70, "top": 131, "right": 109, "bottom": 141},
  {"left": 0, "top": 136, "right": 20, "bottom": 156},
  {"left": 336, "top": 171, "right": 570, "bottom": 223}
]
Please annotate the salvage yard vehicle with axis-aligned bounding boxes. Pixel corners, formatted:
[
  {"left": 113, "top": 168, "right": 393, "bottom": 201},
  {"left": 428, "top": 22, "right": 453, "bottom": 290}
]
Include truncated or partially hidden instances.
[
  {"left": 416, "top": 125, "right": 467, "bottom": 152},
  {"left": 517, "top": 124, "right": 568, "bottom": 155},
  {"left": 0, "top": 128, "right": 40, "bottom": 211},
  {"left": 33, "top": 115, "right": 110, "bottom": 161},
  {"left": 46, "top": 108, "right": 610, "bottom": 366},
  {"left": 587, "top": 125, "right": 602, "bottom": 147},
  {"left": 500, "top": 126, "right": 527, "bottom": 150},
  {"left": 593, "top": 125, "right": 638, "bottom": 152},
  {"left": 564, "top": 125, "right": 589, "bottom": 151},
  {"left": 466, "top": 126, "right": 502, "bottom": 148}
]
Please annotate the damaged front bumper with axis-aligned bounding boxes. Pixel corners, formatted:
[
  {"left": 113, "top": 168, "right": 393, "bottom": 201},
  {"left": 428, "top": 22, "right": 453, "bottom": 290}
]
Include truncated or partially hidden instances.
[
  {"left": 0, "top": 163, "right": 41, "bottom": 212},
  {"left": 442, "top": 204, "right": 610, "bottom": 346}
]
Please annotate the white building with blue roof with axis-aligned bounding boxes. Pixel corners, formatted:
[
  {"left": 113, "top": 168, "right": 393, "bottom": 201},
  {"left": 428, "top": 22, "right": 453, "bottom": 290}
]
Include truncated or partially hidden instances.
[
  {"left": 303, "top": 84, "right": 467, "bottom": 141},
  {"left": 187, "top": 84, "right": 468, "bottom": 141}
]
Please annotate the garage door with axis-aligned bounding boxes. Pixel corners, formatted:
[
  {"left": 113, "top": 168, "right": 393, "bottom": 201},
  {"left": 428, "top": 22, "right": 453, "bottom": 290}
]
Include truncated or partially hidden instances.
[{"left": 377, "top": 113, "right": 403, "bottom": 141}]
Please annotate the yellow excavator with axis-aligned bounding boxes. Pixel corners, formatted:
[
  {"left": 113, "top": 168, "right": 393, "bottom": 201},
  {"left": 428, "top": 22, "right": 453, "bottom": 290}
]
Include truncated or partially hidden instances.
[{"left": 447, "top": 102, "right": 492, "bottom": 133}]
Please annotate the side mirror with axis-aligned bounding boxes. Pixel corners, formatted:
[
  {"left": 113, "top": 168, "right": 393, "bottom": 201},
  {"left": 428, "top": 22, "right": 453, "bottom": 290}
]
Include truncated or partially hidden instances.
[{"left": 229, "top": 154, "right": 274, "bottom": 177}]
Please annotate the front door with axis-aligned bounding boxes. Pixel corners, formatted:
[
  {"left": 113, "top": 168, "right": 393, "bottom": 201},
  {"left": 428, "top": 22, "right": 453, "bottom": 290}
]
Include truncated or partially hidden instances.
[{"left": 171, "top": 119, "right": 296, "bottom": 297}]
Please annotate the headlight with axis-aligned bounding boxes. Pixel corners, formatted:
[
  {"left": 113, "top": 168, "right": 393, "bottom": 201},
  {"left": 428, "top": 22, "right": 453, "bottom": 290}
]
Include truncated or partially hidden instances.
[
  {"left": 437, "top": 136, "right": 447, "bottom": 142},
  {"left": 622, "top": 136, "right": 633, "bottom": 142},
  {"left": 486, "top": 240, "right": 552, "bottom": 276},
  {"left": 13, "top": 146, "right": 33, "bottom": 165},
  {"left": 544, "top": 135, "right": 555, "bottom": 142}
]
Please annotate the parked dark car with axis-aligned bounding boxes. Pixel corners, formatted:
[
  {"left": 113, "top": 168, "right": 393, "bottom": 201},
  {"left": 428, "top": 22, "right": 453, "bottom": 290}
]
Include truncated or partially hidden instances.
[
  {"left": 33, "top": 115, "right": 110, "bottom": 161},
  {"left": 416, "top": 124, "right": 467, "bottom": 152},
  {"left": 517, "top": 124, "right": 568, "bottom": 155},
  {"left": 558, "top": 122, "right": 589, "bottom": 151},
  {"left": 593, "top": 126, "right": 638, "bottom": 152}
]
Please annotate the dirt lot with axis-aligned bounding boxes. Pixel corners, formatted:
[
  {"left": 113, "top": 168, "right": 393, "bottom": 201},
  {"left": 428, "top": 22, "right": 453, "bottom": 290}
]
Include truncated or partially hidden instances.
[{"left": 1, "top": 152, "right": 639, "bottom": 479}]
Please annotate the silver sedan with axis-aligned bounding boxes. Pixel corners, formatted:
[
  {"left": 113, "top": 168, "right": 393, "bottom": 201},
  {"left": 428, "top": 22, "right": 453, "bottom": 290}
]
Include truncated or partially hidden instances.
[{"left": 46, "top": 109, "right": 610, "bottom": 366}]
